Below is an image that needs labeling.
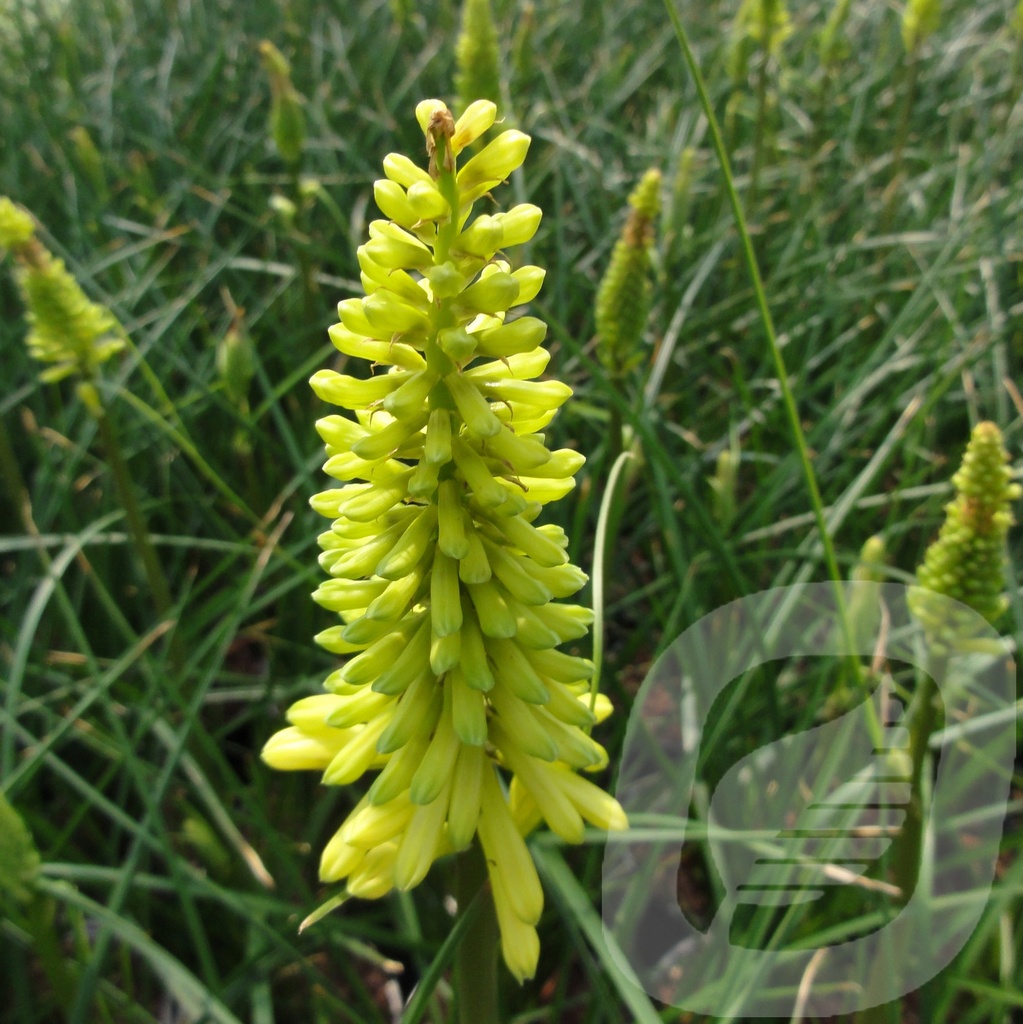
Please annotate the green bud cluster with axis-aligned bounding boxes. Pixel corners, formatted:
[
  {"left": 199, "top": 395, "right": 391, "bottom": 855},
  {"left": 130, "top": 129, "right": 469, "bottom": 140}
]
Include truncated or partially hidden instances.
[
  {"left": 68, "top": 126, "right": 108, "bottom": 200},
  {"left": 0, "top": 197, "right": 124, "bottom": 384},
  {"left": 909, "top": 422, "right": 1019, "bottom": 644},
  {"left": 455, "top": 0, "right": 502, "bottom": 116},
  {"left": 727, "top": 0, "right": 792, "bottom": 82},
  {"left": 594, "top": 168, "right": 661, "bottom": 377},
  {"left": 901, "top": 0, "right": 941, "bottom": 53},
  {"left": 819, "top": 0, "right": 853, "bottom": 67},
  {"left": 709, "top": 442, "right": 740, "bottom": 531},
  {"left": 258, "top": 40, "right": 306, "bottom": 166},
  {"left": 262, "top": 99, "right": 626, "bottom": 983}
]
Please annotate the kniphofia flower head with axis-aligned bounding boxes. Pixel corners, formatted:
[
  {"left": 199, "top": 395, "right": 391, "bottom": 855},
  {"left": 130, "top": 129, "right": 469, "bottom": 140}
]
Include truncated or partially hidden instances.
[
  {"left": 262, "top": 99, "right": 626, "bottom": 982},
  {"left": 0, "top": 196, "right": 124, "bottom": 386}
]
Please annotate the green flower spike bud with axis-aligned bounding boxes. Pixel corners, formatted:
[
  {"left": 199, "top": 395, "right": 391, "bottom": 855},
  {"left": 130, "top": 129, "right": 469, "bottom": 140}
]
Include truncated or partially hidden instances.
[
  {"left": 595, "top": 168, "right": 661, "bottom": 378},
  {"left": 708, "top": 440, "right": 740, "bottom": 531},
  {"left": 727, "top": 0, "right": 792, "bottom": 83},
  {"left": 908, "top": 422, "right": 1020, "bottom": 647},
  {"left": 216, "top": 311, "right": 255, "bottom": 408},
  {"left": 819, "top": 0, "right": 853, "bottom": 67},
  {"left": 848, "top": 533, "right": 887, "bottom": 653},
  {"left": 258, "top": 40, "right": 306, "bottom": 166},
  {"left": 68, "top": 126, "right": 108, "bottom": 200},
  {"left": 262, "top": 99, "right": 626, "bottom": 984},
  {"left": 455, "top": 0, "right": 502, "bottom": 116},
  {"left": 901, "top": 0, "right": 940, "bottom": 53},
  {"left": 0, "top": 197, "right": 123, "bottom": 385}
]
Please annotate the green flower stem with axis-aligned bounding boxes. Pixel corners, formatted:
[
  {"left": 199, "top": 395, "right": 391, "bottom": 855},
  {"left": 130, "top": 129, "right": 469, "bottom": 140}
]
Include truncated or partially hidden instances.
[
  {"left": 25, "top": 894, "right": 77, "bottom": 1021},
  {"left": 892, "top": 656, "right": 941, "bottom": 904},
  {"left": 591, "top": 449, "right": 638, "bottom": 713},
  {"left": 661, "top": 0, "right": 870, "bottom": 713},
  {"left": 0, "top": 413, "right": 41, "bottom": 550},
  {"left": 91, "top": 385, "right": 173, "bottom": 620},
  {"left": 454, "top": 840, "right": 500, "bottom": 1024},
  {"left": 750, "top": 29, "right": 771, "bottom": 206}
]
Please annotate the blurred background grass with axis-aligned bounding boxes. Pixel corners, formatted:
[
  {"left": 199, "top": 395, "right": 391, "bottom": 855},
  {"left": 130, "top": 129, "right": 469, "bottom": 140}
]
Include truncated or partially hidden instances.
[{"left": 1, "top": 0, "right": 1022, "bottom": 1020}]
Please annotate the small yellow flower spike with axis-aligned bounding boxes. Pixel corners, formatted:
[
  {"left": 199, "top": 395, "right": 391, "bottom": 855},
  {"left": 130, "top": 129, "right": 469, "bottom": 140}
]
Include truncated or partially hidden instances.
[
  {"left": 595, "top": 168, "right": 661, "bottom": 378},
  {"left": 263, "top": 100, "right": 627, "bottom": 983},
  {"left": 0, "top": 196, "right": 124, "bottom": 385}
]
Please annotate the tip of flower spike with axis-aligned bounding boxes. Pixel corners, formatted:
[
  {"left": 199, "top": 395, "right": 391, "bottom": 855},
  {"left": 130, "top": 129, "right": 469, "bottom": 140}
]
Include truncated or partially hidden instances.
[
  {"left": 415, "top": 99, "right": 449, "bottom": 136},
  {"left": 0, "top": 196, "right": 35, "bottom": 251},
  {"left": 627, "top": 168, "right": 662, "bottom": 221}
]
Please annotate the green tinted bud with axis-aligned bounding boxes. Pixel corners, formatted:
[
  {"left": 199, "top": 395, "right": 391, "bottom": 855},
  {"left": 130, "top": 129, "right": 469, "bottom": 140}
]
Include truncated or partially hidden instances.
[
  {"left": 709, "top": 444, "right": 739, "bottom": 530},
  {"left": 596, "top": 168, "right": 661, "bottom": 375},
  {"left": 438, "top": 326, "right": 478, "bottom": 363},
  {"left": 909, "top": 422, "right": 1019, "bottom": 645},
  {"left": 269, "top": 193, "right": 298, "bottom": 230},
  {"left": 374, "top": 179, "right": 418, "bottom": 228},
  {"left": 425, "top": 408, "right": 453, "bottom": 464},
  {"left": 511, "top": 265, "right": 545, "bottom": 303},
  {"left": 457, "top": 214, "right": 504, "bottom": 256},
  {"left": 452, "top": 100, "right": 498, "bottom": 154},
  {"left": 382, "top": 152, "right": 433, "bottom": 189},
  {"left": 68, "top": 126, "right": 107, "bottom": 198},
  {"left": 902, "top": 0, "right": 940, "bottom": 52},
  {"left": 407, "top": 180, "right": 450, "bottom": 221},
  {"left": 0, "top": 197, "right": 35, "bottom": 250},
  {"left": 455, "top": 0, "right": 501, "bottom": 116},
  {"left": 457, "top": 271, "right": 520, "bottom": 314},
  {"left": 259, "top": 40, "right": 305, "bottom": 165},
  {"left": 427, "top": 261, "right": 466, "bottom": 299},
  {"left": 216, "top": 317, "right": 255, "bottom": 406},
  {"left": 457, "top": 130, "right": 531, "bottom": 200},
  {"left": 499, "top": 204, "right": 542, "bottom": 247}
]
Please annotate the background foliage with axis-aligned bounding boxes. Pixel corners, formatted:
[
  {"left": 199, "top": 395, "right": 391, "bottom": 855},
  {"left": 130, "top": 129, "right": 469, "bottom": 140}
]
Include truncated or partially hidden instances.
[{"left": 1, "top": 0, "right": 1022, "bottom": 1020}]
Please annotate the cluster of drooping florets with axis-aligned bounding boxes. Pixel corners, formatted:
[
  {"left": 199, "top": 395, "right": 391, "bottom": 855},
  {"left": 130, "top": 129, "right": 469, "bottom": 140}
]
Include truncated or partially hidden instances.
[
  {"left": 0, "top": 196, "right": 124, "bottom": 386},
  {"left": 909, "top": 421, "right": 1019, "bottom": 646},
  {"left": 262, "top": 99, "right": 626, "bottom": 982}
]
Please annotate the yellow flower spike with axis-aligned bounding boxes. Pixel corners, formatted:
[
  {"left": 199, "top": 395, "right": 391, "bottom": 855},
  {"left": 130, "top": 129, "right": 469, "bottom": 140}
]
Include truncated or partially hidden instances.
[{"left": 263, "top": 99, "right": 624, "bottom": 979}]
